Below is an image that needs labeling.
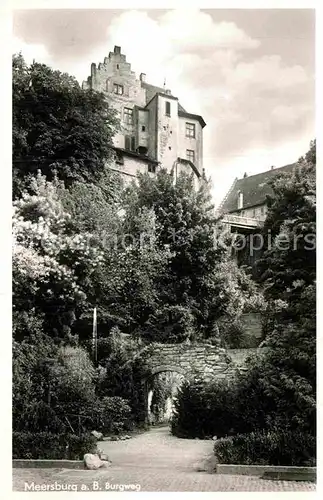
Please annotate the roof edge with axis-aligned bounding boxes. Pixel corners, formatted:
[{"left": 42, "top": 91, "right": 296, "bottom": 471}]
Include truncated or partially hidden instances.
[
  {"left": 217, "top": 178, "right": 238, "bottom": 214},
  {"left": 177, "top": 157, "right": 201, "bottom": 178},
  {"left": 178, "top": 110, "right": 206, "bottom": 128},
  {"left": 113, "top": 146, "right": 158, "bottom": 164}
]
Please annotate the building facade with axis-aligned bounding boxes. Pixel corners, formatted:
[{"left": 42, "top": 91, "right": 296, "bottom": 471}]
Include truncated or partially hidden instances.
[
  {"left": 82, "top": 46, "right": 206, "bottom": 185},
  {"left": 218, "top": 163, "right": 296, "bottom": 270}
]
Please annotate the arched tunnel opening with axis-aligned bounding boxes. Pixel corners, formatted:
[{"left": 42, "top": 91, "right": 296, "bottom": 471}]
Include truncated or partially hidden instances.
[{"left": 144, "top": 367, "right": 186, "bottom": 425}]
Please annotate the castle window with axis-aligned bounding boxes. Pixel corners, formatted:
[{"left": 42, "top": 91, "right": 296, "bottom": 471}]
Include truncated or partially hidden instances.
[
  {"left": 124, "top": 107, "right": 133, "bottom": 125},
  {"left": 165, "top": 101, "right": 171, "bottom": 116},
  {"left": 142, "top": 125, "right": 146, "bottom": 132},
  {"left": 113, "top": 83, "right": 124, "bottom": 95},
  {"left": 116, "top": 64, "right": 119, "bottom": 69},
  {"left": 148, "top": 164, "right": 156, "bottom": 174},
  {"left": 186, "top": 149, "right": 195, "bottom": 163},
  {"left": 125, "top": 135, "right": 136, "bottom": 151},
  {"left": 186, "top": 122, "right": 196, "bottom": 138}
]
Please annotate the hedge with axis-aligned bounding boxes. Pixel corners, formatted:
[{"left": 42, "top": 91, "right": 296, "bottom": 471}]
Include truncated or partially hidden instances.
[
  {"left": 13, "top": 432, "right": 97, "bottom": 460},
  {"left": 171, "top": 379, "right": 238, "bottom": 439},
  {"left": 214, "top": 430, "right": 316, "bottom": 466}
]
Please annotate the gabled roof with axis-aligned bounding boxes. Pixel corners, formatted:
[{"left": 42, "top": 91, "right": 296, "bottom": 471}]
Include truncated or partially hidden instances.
[
  {"left": 140, "top": 82, "right": 187, "bottom": 112},
  {"left": 177, "top": 157, "right": 201, "bottom": 178},
  {"left": 219, "top": 163, "right": 297, "bottom": 213}
]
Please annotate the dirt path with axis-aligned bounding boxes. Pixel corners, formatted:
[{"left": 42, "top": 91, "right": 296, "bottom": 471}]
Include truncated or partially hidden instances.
[
  {"left": 12, "top": 427, "right": 315, "bottom": 492},
  {"left": 98, "top": 425, "right": 214, "bottom": 472}
]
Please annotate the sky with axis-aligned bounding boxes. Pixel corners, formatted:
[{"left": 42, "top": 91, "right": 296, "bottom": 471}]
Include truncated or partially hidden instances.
[{"left": 12, "top": 8, "right": 315, "bottom": 207}]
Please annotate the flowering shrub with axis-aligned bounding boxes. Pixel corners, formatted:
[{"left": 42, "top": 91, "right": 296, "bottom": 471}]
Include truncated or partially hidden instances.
[{"left": 12, "top": 172, "right": 103, "bottom": 338}]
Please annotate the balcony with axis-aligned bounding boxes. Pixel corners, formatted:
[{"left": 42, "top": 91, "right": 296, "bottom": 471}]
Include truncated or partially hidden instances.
[{"left": 221, "top": 213, "right": 263, "bottom": 230}]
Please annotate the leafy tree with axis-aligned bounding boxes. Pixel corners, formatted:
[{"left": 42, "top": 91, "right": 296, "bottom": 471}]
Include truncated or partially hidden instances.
[
  {"left": 12, "top": 54, "right": 119, "bottom": 198},
  {"left": 123, "top": 169, "right": 262, "bottom": 340},
  {"left": 250, "top": 140, "right": 316, "bottom": 435},
  {"left": 78, "top": 207, "right": 171, "bottom": 337}
]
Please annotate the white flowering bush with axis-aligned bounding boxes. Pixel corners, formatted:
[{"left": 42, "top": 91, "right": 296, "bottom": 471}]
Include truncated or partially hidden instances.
[{"left": 12, "top": 172, "right": 104, "bottom": 339}]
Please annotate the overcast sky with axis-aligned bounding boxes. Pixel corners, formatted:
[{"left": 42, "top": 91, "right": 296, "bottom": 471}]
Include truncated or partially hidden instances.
[{"left": 13, "top": 8, "right": 315, "bottom": 207}]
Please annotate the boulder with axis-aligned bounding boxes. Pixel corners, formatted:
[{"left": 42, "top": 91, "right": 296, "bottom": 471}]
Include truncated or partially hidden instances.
[
  {"left": 97, "top": 448, "right": 110, "bottom": 462},
  {"left": 84, "top": 453, "right": 106, "bottom": 470},
  {"left": 91, "top": 430, "right": 103, "bottom": 440}
]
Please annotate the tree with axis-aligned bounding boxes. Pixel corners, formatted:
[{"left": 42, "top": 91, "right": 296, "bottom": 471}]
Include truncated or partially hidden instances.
[
  {"left": 12, "top": 54, "right": 119, "bottom": 198},
  {"left": 123, "top": 169, "right": 262, "bottom": 340},
  {"left": 247, "top": 140, "right": 316, "bottom": 435}
]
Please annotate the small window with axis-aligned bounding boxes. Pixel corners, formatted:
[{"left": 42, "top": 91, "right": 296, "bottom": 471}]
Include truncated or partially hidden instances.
[
  {"left": 116, "top": 64, "right": 119, "bottom": 69},
  {"left": 252, "top": 208, "right": 256, "bottom": 218},
  {"left": 186, "top": 122, "right": 196, "bottom": 138},
  {"left": 165, "top": 101, "right": 171, "bottom": 116},
  {"left": 123, "top": 107, "right": 133, "bottom": 125},
  {"left": 169, "top": 146, "right": 171, "bottom": 150},
  {"left": 148, "top": 164, "right": 156, "bottom": 174},
  {"left": 142, "top": 125, "right": 146, "bottom": 132},
  {"left": 186, "top": 149, "right": 195, "bottom": 163},
  {"left": 113, "top": 83, "right": 124, "bottom": 95}
]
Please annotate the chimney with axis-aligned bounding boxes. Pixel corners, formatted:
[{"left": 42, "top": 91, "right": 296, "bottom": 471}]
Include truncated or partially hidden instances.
[
  {"left": 165, "top": 89, "right": 171, "bottom": 95},
  {"left": 243, "top": 172, "right": 248, "bottom": 178},
  {"left": 271, "top": 165, "right": 275, "bottom": 170},
  {"left": 140, "top": 73, "right": 146, "bottom": 83},
  {"left": 238, "top": 191, "right": 243, "bottom": 210},
  {"left": 114, "top": 46, "right": 121, "bottom": 54}
]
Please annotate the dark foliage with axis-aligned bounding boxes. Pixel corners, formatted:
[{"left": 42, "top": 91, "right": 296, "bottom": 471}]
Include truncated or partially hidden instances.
[
  {"left": 13, "top": 54, "right": 118, "bottom": 198},
  {"left": 13, "top": 432, "right": 97, "bottom": 459},
  {"left": 214, "top": 430, "right": 316, "bottom": 466}
]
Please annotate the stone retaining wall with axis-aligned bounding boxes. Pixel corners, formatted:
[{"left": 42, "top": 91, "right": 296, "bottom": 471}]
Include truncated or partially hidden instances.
[{"left": 143, "top": 343, "right": 262, "bottom": 383}]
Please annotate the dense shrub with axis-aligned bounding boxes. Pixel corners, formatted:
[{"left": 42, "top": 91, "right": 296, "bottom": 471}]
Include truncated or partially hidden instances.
[
  {"left": 13, "top": 432, "right": 97, "bottom": 459},
  {"left": 98, "top": 397, "right": 133, "bottom": 435},
  {"left": 98, "top": 329, "right": 147, "bottom": 423},
  {"left": 172, "top": 349, "right": 316, "bottom": 442},
  {"left": 171, "top": 379, "right": 238, "bottom": 439},
  {"left": 214, "top": 430, "right": 316, "bottom": 466}
]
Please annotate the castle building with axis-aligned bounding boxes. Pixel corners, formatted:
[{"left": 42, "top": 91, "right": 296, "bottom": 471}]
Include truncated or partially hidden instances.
[{"left": 82, "top": 46, "right": 206, "bottom": 186}]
